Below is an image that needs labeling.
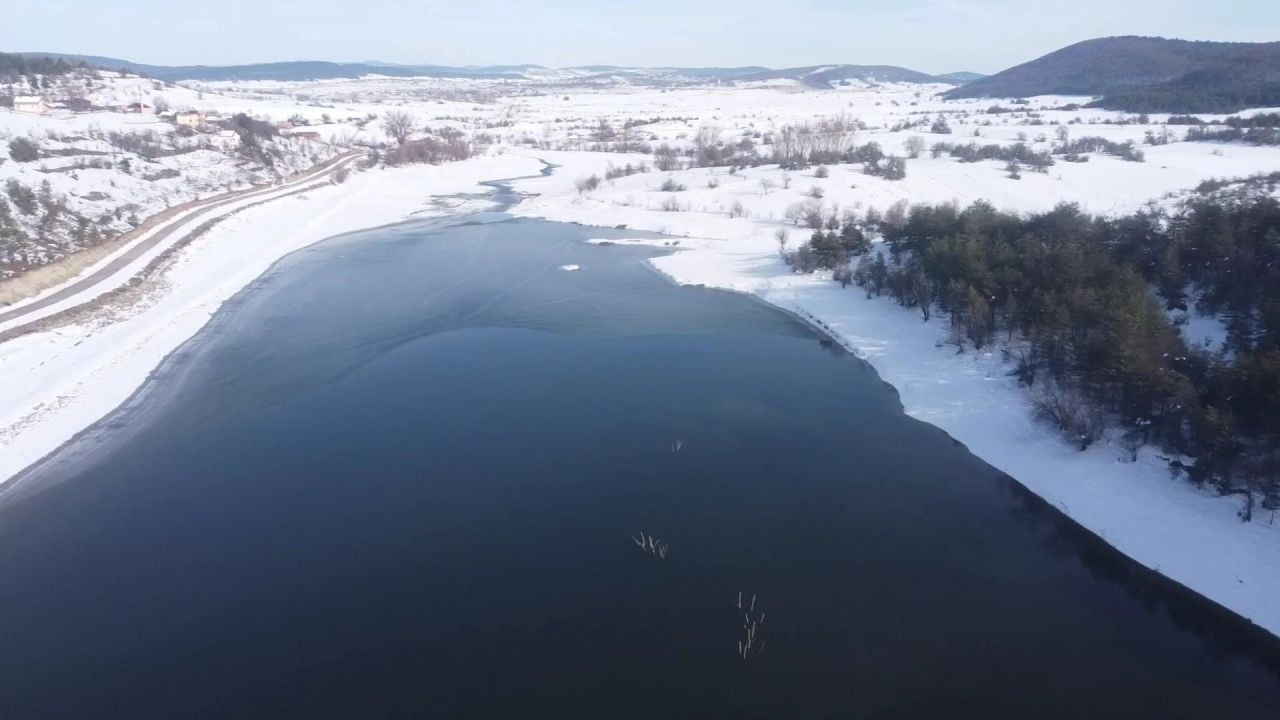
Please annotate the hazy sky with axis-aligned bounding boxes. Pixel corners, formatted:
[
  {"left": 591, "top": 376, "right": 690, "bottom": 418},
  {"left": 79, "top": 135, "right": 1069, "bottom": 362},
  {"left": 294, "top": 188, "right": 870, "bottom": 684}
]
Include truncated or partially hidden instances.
[{"left": 3, "top": 0, "right": 1277, "bottom": 73}]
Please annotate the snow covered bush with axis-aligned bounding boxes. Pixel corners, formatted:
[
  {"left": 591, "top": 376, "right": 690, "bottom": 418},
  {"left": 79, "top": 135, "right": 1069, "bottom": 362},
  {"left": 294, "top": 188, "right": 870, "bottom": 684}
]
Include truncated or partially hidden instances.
[{"left": 8, "top": 137, "right": 39, "bottom": 163}]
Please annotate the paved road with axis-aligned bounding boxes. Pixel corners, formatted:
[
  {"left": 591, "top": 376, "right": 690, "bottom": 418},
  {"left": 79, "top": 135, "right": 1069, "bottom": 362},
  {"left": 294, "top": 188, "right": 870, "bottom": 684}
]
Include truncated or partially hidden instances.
[{"left": 0, "top": 152, "right": 362, "bottom": 329}]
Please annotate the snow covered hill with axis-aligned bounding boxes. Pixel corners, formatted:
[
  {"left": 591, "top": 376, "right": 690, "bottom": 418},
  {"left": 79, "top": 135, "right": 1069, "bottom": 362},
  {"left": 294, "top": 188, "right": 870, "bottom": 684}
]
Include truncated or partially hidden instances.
[{"left": 1, "top": 68, "right": 348, "bottom": 281}]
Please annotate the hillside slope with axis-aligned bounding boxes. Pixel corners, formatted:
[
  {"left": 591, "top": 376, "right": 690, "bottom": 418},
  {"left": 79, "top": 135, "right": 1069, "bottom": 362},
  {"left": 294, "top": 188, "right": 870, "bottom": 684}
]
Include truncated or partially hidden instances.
[
  {"left": 16, "top": 54, "right": 960, "bottom": 89},
  {"left": 16, "top": 53, "right": 526, "bottom": 82},
  {"left": 945, "top": 36, "right": 1280, "bottom": 112},
  {"left": 740, "top": 64, "right": 949, "bottom": 88}
]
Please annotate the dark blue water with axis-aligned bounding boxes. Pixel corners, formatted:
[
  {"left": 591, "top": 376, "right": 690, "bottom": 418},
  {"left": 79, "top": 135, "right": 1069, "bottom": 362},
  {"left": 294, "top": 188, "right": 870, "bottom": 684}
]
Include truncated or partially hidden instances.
[{"left": 1, "top": 216, "right": 1279, "bottom": 719}]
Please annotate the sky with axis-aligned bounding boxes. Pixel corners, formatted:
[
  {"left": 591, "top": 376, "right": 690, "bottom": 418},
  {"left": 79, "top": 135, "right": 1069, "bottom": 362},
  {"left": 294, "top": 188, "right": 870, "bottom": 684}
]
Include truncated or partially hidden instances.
[{"left": 3, "top": 0, "right": 1277, "bottom": 74}]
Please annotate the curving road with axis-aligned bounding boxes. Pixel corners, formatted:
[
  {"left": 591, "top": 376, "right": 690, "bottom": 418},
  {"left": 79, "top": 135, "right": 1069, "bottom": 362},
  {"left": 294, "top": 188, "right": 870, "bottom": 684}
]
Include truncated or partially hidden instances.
[{"left": 0, "top": 152, "right": 364, "bottom": 331}]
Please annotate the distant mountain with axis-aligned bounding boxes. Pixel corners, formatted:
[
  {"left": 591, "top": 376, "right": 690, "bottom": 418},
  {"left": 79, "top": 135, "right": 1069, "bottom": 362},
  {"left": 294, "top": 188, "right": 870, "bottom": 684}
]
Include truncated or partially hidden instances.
[
  {"left": 13, "top": 52, "right": 167, "bottom": 77},
  {"left": 944, "top": 36, "right": 1280, "bottom": 112},
  {"left": 555, "top": 65, "right": 768, "bottom": 80},
  {"left": 15, "top": 53, "right": 526, "bottom": 82},
  {"left": 740, "top": 65, "right": 957, "bottom": 88},
  {"left": 11, "top": 53, "right": 959, "bottom": 89},
  {"left": 366, "top": 61, "right": 548, "bottom": 74},
  {"left": 654, "top": 66, "right": 770, "bottom": 79},
  {"left": 14, "top": 54, "right": 772, "bottom": 84},
  {"left": 935, "top": 71, "right": 984, "bottom": 84}
]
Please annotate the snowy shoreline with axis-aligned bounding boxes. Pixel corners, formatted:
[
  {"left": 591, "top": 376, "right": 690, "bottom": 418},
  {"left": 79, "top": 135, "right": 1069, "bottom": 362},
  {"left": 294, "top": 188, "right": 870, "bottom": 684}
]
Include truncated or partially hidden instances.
[
  {"left": 0, "top": 153, "right": 545, "bottom": 496},
  {"left": 511, "top": 150, "right": 1280, "bottom": 640},
  {"left": 2, "top": 145, "right": 1279, "bottom": 643}
]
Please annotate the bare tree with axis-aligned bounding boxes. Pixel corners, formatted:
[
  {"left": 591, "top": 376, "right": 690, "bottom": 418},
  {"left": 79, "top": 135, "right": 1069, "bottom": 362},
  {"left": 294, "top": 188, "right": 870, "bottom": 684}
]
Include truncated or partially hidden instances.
[
  {"left": 383, "top": 110, "right": 415, "bottom": 146},
  {"left": 903, "top": 136, "right": 926, "bottom": 159},
  {"left": 883, "top": 199, "right": 909, "bottom": 229},
  {"left": 694, "top": 125, "right": 723, "bottom": 166},
  {"left": 1034, "top": 383, "right": 1105, "bottom": 450},
  {"left": 594, "top": 117, "right": 615, "bottom": 142}
]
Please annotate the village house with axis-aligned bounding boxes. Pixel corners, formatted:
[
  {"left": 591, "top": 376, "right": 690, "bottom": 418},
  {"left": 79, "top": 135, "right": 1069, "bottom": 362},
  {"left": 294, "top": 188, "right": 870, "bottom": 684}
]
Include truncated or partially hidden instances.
[
  {"left": 125, "top": 102, "right": 155, "bottom": 114},
  {"left": 175, "top": 111, "right": 205, "bottom": 129},
  {"left": 209, "top": 130, "right": 241, "bottom": 151},
  {"left": 289, "top": 130, "right": 323, "bottom": 142},
  {"left": 14, "top": 96, "right": 49, "bottom": 115}
]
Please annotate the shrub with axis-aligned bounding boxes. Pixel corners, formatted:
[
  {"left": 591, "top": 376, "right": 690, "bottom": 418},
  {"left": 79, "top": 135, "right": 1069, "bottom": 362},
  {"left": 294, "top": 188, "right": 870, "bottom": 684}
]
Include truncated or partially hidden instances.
[
  {"left": 8, "top": 137, "right": 39, "bottom": 162},
  {"left": 867, "top": 155, "right": 907, "bottom": 181},
  {"left": 5, "top": 180, "right": 37, "bottom": 214},
  {"left": 1034, "top": 385, "right": 1105, "bottom": 451}
]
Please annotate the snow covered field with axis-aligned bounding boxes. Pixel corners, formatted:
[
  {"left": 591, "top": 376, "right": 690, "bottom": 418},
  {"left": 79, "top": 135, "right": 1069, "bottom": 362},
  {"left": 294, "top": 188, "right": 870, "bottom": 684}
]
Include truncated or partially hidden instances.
[{"left": 2, "top": 73, "right": 1279, "bottom": 638}]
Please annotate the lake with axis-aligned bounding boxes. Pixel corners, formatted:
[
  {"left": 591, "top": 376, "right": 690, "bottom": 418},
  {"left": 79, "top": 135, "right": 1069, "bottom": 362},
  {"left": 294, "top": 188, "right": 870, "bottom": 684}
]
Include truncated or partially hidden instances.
[{"left": 1, "top": 213, "right": 1278, "bottom": 719}]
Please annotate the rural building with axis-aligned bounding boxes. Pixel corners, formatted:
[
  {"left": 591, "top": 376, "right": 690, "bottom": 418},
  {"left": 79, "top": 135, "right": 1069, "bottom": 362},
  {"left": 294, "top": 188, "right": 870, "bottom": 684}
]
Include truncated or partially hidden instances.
[
  {"left": 210, "top": 130, "right": 241, "bottom": 151},
  {"left": 14, "top": 96, "right": 49, "bottom": 115},
  {"left": 176, "top": 111, "right": 205, "bottom": 129}
]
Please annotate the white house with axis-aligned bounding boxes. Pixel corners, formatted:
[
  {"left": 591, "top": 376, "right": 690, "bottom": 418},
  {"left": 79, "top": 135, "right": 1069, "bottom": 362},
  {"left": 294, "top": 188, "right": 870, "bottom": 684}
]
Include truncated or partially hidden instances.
[
  {"left": 210, "top": 130, "right": 241, "bottom": 151},
  {"left": 14, "top": 96, "right": 49, "bottom": 115},
  {"left": 175, "top": 111, "right": 205, "bottom": 129}
]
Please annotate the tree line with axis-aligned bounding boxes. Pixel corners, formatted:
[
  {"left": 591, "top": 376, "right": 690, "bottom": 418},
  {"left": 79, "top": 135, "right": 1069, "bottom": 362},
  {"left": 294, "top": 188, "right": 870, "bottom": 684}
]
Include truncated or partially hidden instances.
[
  {"left": 0, "top": 53, "right": 84, "bottom": 83},
  {"left": 788, "top": 192, "right": 1280, "bottom": 520}
]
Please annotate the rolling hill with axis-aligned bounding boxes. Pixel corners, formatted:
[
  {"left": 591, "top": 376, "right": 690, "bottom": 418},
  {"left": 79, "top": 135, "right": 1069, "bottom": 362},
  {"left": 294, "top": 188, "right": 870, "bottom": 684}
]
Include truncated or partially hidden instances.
[
  {"left": 935, "top": 71, "right": 985, "bottom": 84},
  {"left": 739, "top": 64, "right": 954, "bottom": 88},
  {"left": 15, "top": 53, "right": 529, "bottom": 82},
  {"left": 944, "top": 36, "right": 1280, "bottom": 112},
  {"left": 14, "top": 53, "right": 967, "bottom": 88}
]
